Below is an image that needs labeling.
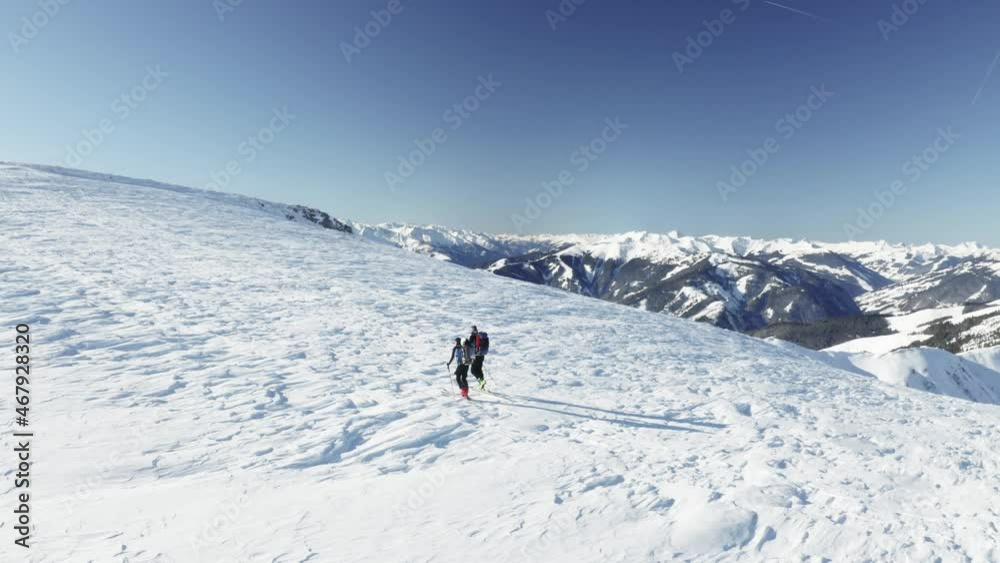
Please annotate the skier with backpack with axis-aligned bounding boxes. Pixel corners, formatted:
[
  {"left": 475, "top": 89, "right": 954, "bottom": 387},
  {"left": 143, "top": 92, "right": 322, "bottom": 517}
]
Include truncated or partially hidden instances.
[
  {"left": 447, "top": 337, "right": 472, "bottom": 399},
  {"left": 469, "top": 326, "right": 490, "bottom": 390}
]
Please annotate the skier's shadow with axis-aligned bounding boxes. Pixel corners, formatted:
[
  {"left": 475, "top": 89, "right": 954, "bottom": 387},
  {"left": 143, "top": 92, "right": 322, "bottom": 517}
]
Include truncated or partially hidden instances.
[{"left": 483, "top": 393, "right": 726, "bottom": 433}]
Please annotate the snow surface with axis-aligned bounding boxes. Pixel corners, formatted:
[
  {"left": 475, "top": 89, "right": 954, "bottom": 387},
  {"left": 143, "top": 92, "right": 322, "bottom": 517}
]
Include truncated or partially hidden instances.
[
  {"left": 2, "top": 163, "right": 1000, "bottom": 562},
  {"left": 772, "top": 340, "right": 1000, "bottom": 405},
  {"left": 847, "top": 348, "right": 1000, "bottom": 404},
  {"left": 963, "top": 346, "right": 1000, "bottom": 372}
]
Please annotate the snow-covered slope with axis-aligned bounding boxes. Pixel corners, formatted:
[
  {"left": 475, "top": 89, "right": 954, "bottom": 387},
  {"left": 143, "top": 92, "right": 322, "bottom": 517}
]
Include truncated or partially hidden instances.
[
  {"left": 0, "top": 161, "right": 354, "bottom": 235},
  {"left": 963, "top": 346, "right": 1000, "bottom": 372},
  {"left": 769, "top": 340, "right": 1000, "bottom": 405},
  {"left": 3, "top": 163, "right": 1000, "bottom": 562},
  {"left": 823, "top": 240, "right": 1000, "bottom": 285},
  {"left": 859, "top": 261, "right": 1000, "bottom": 314},
  {"left": 847, "top": 348, "right": 1000, "bottom": 405}
]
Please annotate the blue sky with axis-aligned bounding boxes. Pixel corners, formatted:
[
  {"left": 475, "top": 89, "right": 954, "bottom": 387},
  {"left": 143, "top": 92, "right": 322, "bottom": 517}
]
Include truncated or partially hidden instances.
[{"left": 3, "top": 0, "right": 999, "bottom": 244}]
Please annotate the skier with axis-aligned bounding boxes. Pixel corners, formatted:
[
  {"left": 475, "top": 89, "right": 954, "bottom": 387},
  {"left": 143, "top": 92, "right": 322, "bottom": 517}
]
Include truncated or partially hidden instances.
[
  {"left": 469, "top": 326, "right": 490, "bottom": 390},
  {"left": 447, "top": 337, "right": 471, "bottom": 399},
  {"left": 463, "top": 338, "right": 475, "bottom": 369}
]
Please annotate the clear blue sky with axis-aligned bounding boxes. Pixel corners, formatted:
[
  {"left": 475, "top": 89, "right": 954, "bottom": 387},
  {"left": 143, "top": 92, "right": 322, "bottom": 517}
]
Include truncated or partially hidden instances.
[{"left": 3, "top": 0, "right": 999, "bottom": 244}]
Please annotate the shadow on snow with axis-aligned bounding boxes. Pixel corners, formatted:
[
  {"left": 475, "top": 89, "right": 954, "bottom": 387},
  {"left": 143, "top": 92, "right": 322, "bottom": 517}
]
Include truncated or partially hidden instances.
[{"left": 480, "top": 392, "right": 726, "bottom": 433}]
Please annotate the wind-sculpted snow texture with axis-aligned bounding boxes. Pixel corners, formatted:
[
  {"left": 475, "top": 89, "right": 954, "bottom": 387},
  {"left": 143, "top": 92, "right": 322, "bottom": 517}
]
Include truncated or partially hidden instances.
[{"left": 1, "top": 163, "right": 999, "bottom": 562}]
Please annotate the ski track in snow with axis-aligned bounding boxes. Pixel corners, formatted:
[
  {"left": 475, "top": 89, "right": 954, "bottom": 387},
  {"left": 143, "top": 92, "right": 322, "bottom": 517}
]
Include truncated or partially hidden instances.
[{"left": 1, "top": 163, "right": 999, "bottom": 562}]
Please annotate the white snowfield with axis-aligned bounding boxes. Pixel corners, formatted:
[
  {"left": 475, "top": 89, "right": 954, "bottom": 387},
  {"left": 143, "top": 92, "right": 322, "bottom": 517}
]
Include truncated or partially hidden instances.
[
  {"left": 770, "top": 340, "right": 1000, "bottom": 406},
  {"left": 2, "top": 163, "right": 1000, "bottom": 563},
  {"left": 962, "top": 346, "right": 1000, "bottom": 373},
  {"left": 847, "top": 348, "right": 1000, "bottom": 404}
]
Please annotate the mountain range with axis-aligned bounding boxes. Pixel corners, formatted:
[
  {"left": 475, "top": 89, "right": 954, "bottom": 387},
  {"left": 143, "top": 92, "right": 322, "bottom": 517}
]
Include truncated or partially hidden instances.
[{"left": 348, "top": 223, "right": 1000, "bottom": 354}]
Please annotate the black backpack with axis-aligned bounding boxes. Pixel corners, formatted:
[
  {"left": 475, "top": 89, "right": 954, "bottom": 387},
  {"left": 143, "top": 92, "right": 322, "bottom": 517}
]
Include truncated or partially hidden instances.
[{"left": 478, "top": 332, "right": 490, "bottom": 355}]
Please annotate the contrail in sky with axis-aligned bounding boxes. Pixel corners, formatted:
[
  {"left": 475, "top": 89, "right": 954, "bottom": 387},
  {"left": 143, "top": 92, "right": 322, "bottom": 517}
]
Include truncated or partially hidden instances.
[
  {"left": 972, "top": 51, "right": 1000, "bottom": 105},
  {"left": 764, "top": 1, "right": 836, "bottom": 24}
]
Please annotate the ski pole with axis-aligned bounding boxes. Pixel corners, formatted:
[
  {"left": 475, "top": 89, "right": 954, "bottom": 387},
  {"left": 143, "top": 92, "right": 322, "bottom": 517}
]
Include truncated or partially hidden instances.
[{"left": 447, "top": 364, "right": 457, "bottom": 396}]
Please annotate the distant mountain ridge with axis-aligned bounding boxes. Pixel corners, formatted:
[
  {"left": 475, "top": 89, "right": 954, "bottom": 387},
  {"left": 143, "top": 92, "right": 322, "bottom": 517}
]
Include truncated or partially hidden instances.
[{"left": 350, "top": 223, "right": 1000, "bottom": 351}]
